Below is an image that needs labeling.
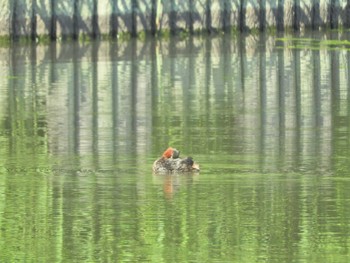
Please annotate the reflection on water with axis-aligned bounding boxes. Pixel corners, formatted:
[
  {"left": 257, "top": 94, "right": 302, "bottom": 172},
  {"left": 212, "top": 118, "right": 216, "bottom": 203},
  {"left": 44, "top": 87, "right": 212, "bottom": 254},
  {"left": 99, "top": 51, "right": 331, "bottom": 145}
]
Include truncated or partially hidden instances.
[{"left": 1, "top": 32, "right": 350, "bottom": 262}]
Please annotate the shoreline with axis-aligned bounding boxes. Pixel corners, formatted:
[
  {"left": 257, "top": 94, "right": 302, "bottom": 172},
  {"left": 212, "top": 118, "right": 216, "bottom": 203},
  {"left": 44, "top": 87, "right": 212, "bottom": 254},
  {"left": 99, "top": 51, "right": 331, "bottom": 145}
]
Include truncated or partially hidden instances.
[{"left": 1, "top": 1, "right": 348, "bottom": 43}]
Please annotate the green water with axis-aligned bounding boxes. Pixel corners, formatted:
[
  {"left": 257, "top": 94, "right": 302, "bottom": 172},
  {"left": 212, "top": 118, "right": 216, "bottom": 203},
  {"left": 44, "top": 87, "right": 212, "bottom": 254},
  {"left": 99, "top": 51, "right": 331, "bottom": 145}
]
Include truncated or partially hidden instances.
[{"left": 1, "top": 32, "right": 350, "bottom": 262}]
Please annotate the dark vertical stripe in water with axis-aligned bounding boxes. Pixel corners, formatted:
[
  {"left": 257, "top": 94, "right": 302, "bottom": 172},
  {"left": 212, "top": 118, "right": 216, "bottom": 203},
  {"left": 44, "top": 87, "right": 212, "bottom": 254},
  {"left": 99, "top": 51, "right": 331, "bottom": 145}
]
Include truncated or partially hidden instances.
[
  {"left": 130, "top": 40, "right": 137, "bottom": 141},
  {"left": 330, "top": 42, "right": 340, "bottom": 115},
  {"left": 277, "top": 45, "right": 285, "bottom": 157},
  {"left": 239, "top": 34, "right": 246, "bottom": 92},
  {"left": 150, "top": 39, "right": 157, "bottom": 152},
  {"left": 8, "top": 48, "right": 17, "bottom": 153},
  {"left": 31, "top": 41, "right": 37, "bottom": 104},
  {"left": 110, "top": 42, "right": 119, "bottom": 160},
  {"left": 72, "top": 42, "right": 80, "bottom": 153},
  {"left": 312, "top": 49, "right": 321, "bottom": 155},
  {"left": 293, "top": 49, "right": 302, "bottom": 166},
  {"left": 347, "top": 48, "right": 350, "bottom": 144},
  {"left": 204, "top": 38, "right": 212, "bottom": 148},
  {"left": 312, "top": 50, "right": 321, "bottom": 128},
  {"left": 330, "top": 38, "right": 340, "bottom": 157},
  {"left": 222, "top": 36, "right": 233, "bottom": 119},
  {"left": 49, "top": 42, "right": 57, "bottom": 86},
  {"left": 259, "top": 34, "right": 266, "bottom": 167},
  {"left": 183, "top": 38, "right": 194, "bottom": 142},
  {"left": 92, "top": 42, "right": 99, "bottom": 158}
]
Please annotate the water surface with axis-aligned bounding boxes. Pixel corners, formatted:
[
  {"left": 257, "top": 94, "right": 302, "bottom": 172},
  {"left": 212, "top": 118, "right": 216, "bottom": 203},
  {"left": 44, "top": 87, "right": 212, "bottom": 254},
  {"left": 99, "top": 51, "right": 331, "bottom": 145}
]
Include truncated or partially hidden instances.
[{"left": 1, "top": 32, "right": 350, "bottom": 262}]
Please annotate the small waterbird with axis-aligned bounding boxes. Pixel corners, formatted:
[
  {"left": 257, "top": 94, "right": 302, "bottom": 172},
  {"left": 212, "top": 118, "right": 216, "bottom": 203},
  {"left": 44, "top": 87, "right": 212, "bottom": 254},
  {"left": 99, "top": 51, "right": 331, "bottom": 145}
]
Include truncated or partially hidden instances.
[{"left": 153, "top": 147, "right": 200, "bottom": 174}]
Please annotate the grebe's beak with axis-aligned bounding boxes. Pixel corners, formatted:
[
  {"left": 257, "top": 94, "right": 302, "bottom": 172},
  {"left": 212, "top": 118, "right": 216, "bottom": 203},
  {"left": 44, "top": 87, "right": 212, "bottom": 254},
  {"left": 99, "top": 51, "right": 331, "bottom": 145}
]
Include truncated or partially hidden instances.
[{"left": 192, "top": 163, "right": 200, "bottom": 172}]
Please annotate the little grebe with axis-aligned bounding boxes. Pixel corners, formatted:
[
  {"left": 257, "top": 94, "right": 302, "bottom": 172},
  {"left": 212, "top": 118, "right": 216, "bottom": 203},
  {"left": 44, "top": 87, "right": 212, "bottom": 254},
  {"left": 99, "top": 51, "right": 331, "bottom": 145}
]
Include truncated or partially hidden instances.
[{"left": 153, "top": 147, "right": 200, "bottom": 173}]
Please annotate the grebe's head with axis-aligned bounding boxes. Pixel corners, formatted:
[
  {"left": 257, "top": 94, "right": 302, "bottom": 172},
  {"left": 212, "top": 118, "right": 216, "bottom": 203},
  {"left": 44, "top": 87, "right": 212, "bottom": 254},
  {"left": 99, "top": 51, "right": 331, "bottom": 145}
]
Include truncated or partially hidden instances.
[
  {"left": 182, "top": 157, "right": 200, "bottom": 172},
  {"left": 162, "top": 147, "right": 180, "bottom": 159}
]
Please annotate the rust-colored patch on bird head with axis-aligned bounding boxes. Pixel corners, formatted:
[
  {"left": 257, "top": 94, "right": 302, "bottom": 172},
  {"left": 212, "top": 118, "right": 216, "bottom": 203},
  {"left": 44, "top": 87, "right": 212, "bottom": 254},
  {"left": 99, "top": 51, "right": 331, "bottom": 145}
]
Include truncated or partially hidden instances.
[{"left": 162, "top": 147, "right": 174, "bottom": 158}]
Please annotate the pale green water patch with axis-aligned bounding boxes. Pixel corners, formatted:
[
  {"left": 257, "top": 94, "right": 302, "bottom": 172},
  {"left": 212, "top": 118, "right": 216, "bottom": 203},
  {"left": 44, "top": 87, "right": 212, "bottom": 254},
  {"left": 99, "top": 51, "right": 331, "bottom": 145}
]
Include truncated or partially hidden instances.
[
  {"left": 276, "top": 35, "right": 350, "bottom": 50},
  {"left": 0, "top": 33, "right": 350, "bottom": 262}
]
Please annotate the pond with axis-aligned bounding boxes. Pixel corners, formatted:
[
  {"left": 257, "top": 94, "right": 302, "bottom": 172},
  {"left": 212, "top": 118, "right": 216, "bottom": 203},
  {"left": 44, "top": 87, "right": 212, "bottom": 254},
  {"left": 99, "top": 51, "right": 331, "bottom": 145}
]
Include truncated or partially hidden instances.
[{"left": 1, "top": 31, "right": 350, "bottom": 262}]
